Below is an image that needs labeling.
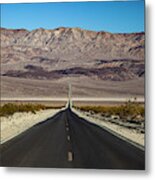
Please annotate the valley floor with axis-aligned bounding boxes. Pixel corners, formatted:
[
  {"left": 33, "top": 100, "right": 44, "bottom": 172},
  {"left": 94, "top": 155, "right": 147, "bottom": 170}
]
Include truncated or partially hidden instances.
[{"left": 1, "top": 76, "right": 144, "bottom": 99}]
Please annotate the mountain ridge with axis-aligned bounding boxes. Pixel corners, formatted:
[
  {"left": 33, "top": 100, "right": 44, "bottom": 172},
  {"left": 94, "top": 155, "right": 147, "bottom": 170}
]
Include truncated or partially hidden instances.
[
  {"left": 1, "top": 27, "right": 145, "bottom": 82},
  {"left": 0, "top": 27, "right": 145, "bottom": 34}
]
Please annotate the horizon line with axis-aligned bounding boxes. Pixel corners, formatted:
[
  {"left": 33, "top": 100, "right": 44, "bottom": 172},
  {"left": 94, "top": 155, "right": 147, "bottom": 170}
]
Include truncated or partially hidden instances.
[{"left": 1, "top": 26, "right": 145, "bottom": 34}]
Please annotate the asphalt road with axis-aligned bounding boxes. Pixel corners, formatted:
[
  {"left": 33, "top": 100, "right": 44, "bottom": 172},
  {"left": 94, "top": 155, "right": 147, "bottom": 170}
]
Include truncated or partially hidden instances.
[{"left": 1, "top": 108, "right": 145, "bottom": 169}]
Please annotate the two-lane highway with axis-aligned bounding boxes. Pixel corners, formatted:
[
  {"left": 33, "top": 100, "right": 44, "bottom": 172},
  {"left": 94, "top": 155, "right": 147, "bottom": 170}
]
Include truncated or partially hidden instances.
[{"left": 1, "top": 108, "right": 145, "bottom": 169}]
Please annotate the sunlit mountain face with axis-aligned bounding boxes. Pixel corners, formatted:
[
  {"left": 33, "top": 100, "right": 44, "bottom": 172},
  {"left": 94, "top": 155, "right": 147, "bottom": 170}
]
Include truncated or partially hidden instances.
[{"left": 1, "top": 27, "right": 144, "bottom": 98}]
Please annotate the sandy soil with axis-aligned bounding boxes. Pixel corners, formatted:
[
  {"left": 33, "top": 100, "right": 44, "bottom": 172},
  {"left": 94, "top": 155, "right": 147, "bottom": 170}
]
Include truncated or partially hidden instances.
[
  {"left": 72, "top": 108, "right": 145, "bottom": 149},
  {"left": 0, "top": 109, "right": 61, "bottom": 144},
  {"left": 1, "top": 76, "right": 144, "bottom": 98}
]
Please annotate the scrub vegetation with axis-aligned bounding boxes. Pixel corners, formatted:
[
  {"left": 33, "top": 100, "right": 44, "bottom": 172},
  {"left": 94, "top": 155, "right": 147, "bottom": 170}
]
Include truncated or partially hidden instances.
[
  {"left": 0, "top": 103, "right": 46, "bottom": 116},
  {"left": 75, "top": 100, "right": 144, "bottom": 120},
  {"left": 0, "top": 103, "right": 63, "bottom": 117}
]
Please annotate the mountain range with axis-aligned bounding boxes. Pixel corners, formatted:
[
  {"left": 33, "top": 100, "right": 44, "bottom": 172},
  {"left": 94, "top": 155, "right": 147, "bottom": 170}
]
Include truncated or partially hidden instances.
[{"left": 1, "top": 27, "right": 145, "bottom": 98}]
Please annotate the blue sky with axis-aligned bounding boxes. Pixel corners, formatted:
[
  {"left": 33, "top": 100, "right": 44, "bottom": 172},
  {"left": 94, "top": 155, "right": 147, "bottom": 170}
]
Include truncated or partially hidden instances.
[{"left": 1, "top": 1, "right": 145, "bottom": 33}]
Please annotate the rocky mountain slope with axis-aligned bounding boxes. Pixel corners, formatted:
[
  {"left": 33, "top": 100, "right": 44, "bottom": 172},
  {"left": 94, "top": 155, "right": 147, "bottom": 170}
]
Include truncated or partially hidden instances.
[
  {"left": 1, "top": 27, "right": 144, "bottom": 82},
  {"left": 1, "top": 27, "right": 145, "bottom": 98}
]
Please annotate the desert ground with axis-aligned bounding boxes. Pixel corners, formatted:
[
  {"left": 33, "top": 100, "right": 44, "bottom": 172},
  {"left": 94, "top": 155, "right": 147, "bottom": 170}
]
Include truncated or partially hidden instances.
[{"left": 1, "top": 76, "right": 144, "bottom": 99}]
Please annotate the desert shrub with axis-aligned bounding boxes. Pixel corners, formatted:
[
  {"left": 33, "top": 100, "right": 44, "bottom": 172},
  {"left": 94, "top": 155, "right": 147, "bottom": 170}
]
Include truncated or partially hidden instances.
[
  {"left": 0, "top": 103, "right": 46, "bottom": 117},
  {"left": 75, "top": 100, "right": 144, "bottom": 119}
]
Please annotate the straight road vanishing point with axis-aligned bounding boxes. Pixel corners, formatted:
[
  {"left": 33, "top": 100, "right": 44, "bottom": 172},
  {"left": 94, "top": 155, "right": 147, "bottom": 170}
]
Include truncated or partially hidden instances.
[{"left": 1, "top": 107, "right": 145, "bottom": 169}]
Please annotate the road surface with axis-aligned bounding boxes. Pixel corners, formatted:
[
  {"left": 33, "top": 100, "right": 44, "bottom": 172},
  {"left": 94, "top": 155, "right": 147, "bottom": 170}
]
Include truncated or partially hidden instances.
[{"left": 1, "top": 108, "right": 145, "bottom": 169}]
